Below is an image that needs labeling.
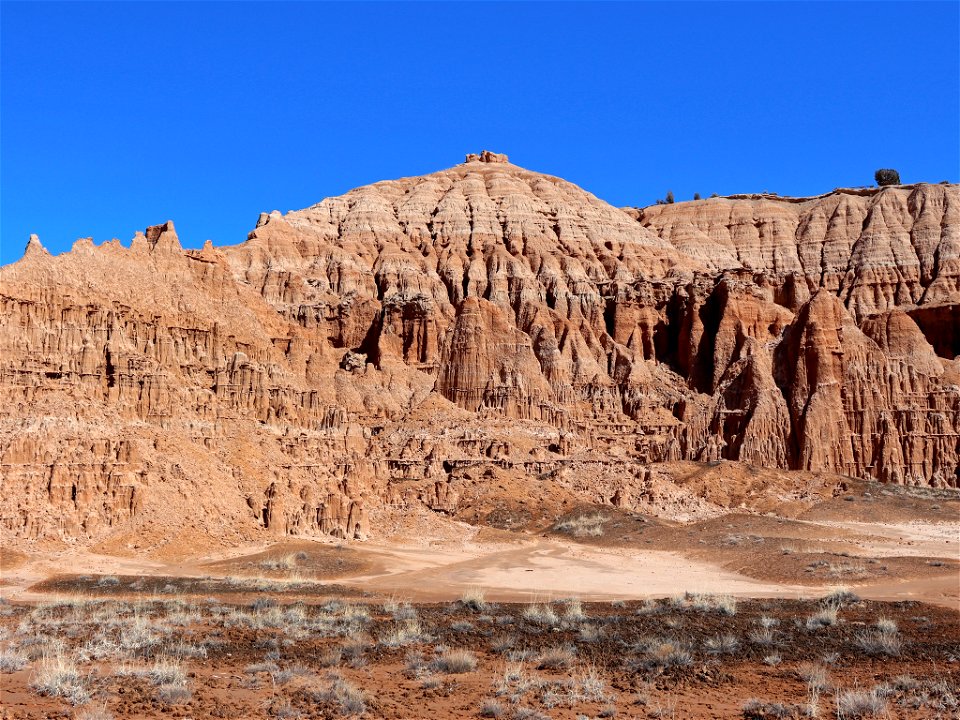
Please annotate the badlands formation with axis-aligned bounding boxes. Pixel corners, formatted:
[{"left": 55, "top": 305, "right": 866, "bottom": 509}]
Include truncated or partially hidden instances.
[{"left": 1, "top": 152, "right": 958, "bottom": 553}]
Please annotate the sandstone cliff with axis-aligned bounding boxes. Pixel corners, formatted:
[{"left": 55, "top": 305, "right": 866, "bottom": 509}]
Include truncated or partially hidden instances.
[{"left": 1, "top": 152, "right": 957, "bottom": 548}]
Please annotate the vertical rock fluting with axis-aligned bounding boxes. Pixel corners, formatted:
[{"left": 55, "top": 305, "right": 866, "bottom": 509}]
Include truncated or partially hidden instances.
[{"left": 1, "top": 159, "right": 958, "bottom": 547}]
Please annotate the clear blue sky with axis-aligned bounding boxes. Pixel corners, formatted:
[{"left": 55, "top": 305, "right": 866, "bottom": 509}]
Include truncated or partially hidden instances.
[{"left": 2, "top": 1, "right": 958, "bottom": 260}]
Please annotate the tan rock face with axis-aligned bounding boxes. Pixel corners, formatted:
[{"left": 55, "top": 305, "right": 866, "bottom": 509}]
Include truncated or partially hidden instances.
[{"left": 1, "top": 161, "right": 957, "bottom": 548}]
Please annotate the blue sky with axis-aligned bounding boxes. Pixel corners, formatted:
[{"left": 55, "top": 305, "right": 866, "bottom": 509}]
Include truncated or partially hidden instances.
[{"left": 2, "top": 1, "right": 958, "bottom": 260}]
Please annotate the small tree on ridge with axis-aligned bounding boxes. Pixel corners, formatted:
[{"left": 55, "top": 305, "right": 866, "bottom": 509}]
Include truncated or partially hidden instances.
[{"left": 875, "top": 168, "right": 901, "bottom": 186}]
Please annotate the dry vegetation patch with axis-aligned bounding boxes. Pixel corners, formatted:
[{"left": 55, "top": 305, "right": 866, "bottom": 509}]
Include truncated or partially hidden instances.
[{"left": 0, "top": 592, "right": 955, "bottom": 718}]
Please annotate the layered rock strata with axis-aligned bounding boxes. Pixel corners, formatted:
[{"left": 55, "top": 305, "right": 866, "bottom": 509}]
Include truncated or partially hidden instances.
[{"left": 1, "top": 155, "right": 957, "bottom": 546}]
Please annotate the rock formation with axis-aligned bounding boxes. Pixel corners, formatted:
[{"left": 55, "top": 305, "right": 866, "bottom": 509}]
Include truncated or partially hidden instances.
[{"left": 1, "top": 155, "right": 957, "bottom": 547}]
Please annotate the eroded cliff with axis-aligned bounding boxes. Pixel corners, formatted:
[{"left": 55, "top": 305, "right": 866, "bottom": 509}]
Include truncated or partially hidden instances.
[{"left": 2, "top": 153, "right": 957, "bottom": 548}]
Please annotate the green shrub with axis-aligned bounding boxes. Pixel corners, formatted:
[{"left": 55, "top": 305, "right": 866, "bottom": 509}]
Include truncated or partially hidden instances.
[{"left": 875, "top": 168, "right": 900, "bottom": 186}]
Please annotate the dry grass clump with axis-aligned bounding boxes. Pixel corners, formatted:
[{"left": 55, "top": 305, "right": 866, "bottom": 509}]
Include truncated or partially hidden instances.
[
  {"left": 312, "top": 673, "right": 369, "bottom": 716},
  {"left": 259, "top": 552, "right": 307, "bottom": 572},
  {"left": 573, "top": 664, "right": 608, "bottom": 702},
  {"left": 340, "top": 631, "right": 370, "bottom": 668},
  {"left": 245, "top": 660, "right": 280, "bottom": 674},
  {"left": 795, "top": 662, "right": 831, "bottom": 692},
  {"left": 493, "top": 661, "right": 539, "bottom": 702},
  {"left": 148, "top": 655, "right": 187, "bottom": 686},
  {"left": 157, "top": 682, "right": 191, "bottom": 704},
  {"left": 0, "top": 648, "right": 28, "bottom": 671},
  {"left": 460, "top": 587, "right": 487, "bottom": 612},
  {"left": 748, "top": 626, "right": 777, "bottom": 646},
  {"left": 854, "top": 626, "right": 902, "bottom": 657},
  {"left": 633, "top": 637, "right": 693, "bottom": 670},
  {"left": 703, "top": 632, "right": 739, "bottom": 654},
  {"left": 432, "top": 648, "right": 478, "bottom": 674},
  {"left": 563, "top": 598, "right": 586, "bottom": 621},
  {"left": 118, "top": 613, "right": 163, "bottom": 656},
  {"left": 479, "top": 698, "right": 505, "bottom": 717},
  {"left": 836, "top": 688, "right": 888, "bottom": 718},
  {"left": 577, "top": 623, "right": 602, "bottom": 643},
  {"left": 741, "top": 699, "right": 800, "bottom": 719},
  {"left": 821, "top": 587, "right": 859, "bottom": 606},
  {"left": 522, "top": 603, "right": 559, "bottom": 627},
  {"left": 686, "top": 592, "right": 737, "bottom": 616},
  {"left": 75, "top": 704, "right": 114, "bottom": 720},
  {"left": 379, "top": 618, "right": 428, "bottom": 648},
  {"left": 636, "top": 599, "right": 660, "bottom": 615},
  {"left": 30, "top": 652, "right": 89, "bottom": 705},
  {"left": 491, "top": 634, "right": 516, "bottom": 654},
  {"left": 805, "top": 603, "right": 839, "bottom": 630},
  {"left": 873, "top": 616, "right": 897, "bottom": 633},
  {"left": 535, "top": 645, "right": 576, "bottom": 670},
  {"left": 552, "top": 512, "right": 608, "bottom": 537}
]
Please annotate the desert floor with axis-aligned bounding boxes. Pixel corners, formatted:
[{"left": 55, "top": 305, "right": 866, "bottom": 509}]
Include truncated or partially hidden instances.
[{"left": 1, "top": 485, "right": 958, "bottom": 719}]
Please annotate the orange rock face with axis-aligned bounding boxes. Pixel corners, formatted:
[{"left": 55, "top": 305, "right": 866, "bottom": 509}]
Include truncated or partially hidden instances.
[{"left": 1, "top": 157, "right": 957, "bottom": 546}]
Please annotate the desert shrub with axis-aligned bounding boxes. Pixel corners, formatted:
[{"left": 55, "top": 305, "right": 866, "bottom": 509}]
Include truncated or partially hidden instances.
[
  {"left": 837, "top": 688, "right": 887, "bottom": 717},
  {"left": 260, "top": 553, "right": 307, "bottom": 572},
  {"left": 318, "top": 645, "right": 342, "bottom": 667},
  {"left": 687, "top": 592, "right": 737, "bottom": 616},
  {"left": 315, "top": 674, "right": 368, "bottom": 716},
  {"left": 553, "top": 513, "right": 607, "bottom": 538},
  {"left": 704, "top": 632, "right": 740, "bottom": 654},
  {"left": 379, "top": 619, "right": 426, "bottom": 647},
  {"left": 522, "top": 603, "right": 559, "bottom": 626},
  {"left": 30, "top": 653, "right": 88, "bottom": 705},
  {"left": 874, "top": 617, "right": 897, "bottom": 633},
  {"left": 0, "top": 648, "right": 28, "bottom": 672},
  {"left": 493, "top": 661, "right": 536, "bottom": 701},
  {"left": 875, "top": 168, "right": 901, "bottom": 186},
  {"left": 741, "top": 699, "right": 797, "bottom": 719},
  {"left": 460, "top": 587, "right": 487, "bottom": 612},
  {"left": 75, "top": 705, "right": 114, "bottom": 720},
  {"left": 806, "top": 603, "right": 839, "bottom": 629},
  {"left": 574, "top": 664, "right": 607, "bottom": 702},
  {"left": 693, "top": 192, "right": 701, "bottom": 200},
  {"left": 749, "top": 627, "right": 776, "bottom": 646},
  {"left": 796, "top": 662, "right": 831, "bottom": 691},
  {"left": 535, "top": 645, "right": 576, "bottom": 669},
  {"left": 157, "top": 682, "right": 191, "bottom": 704},
  {"left": 491, "top": 635, "right": 516, "bottom": 654},
  {"left": 479, "top": 699, "right": 505, "bottom": 717},
  {"left": 563, "top": 598, "right": 586, "bottom": 621},
  {"left": 149, "top": 656, "right": 186, "bottom": 686},
  {"left": 577, "top": 623, "right": 601, "bottom": 642},
  {"left": 821, "top": 587, "right": 859, "bottom": 606},
  {"left": 634, "top": 637, "right": 693, "bottom": 669},
  {"left": 854, "top": 627, "right": 902, "bottom": 656},
  {"left": 432, "top": 648, "right": 477, "bottom": 674},
  {"left": 891, "top": 674, "right": 917, "bottom": 691},
  {"left": 666, "top": 191, "right": 675, "bottom": 204},
  {"left": 636, "top": 599, "right": 660, "bottom": 615}
]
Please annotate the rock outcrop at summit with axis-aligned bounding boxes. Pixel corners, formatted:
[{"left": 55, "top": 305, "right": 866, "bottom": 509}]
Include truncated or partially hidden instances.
[{"left": 1, "top": 154, "right": 957, "bottom": 547}]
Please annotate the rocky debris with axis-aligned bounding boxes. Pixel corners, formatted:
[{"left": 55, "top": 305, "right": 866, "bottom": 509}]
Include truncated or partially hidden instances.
[
  {"left": 1, "top": 156, "right": 957, "bottom": 549},
  {"left": 465, "top": 150, "right": 509, "bottom": 164}
]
